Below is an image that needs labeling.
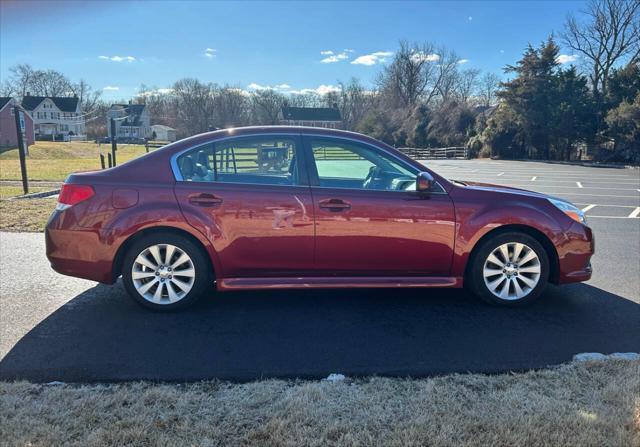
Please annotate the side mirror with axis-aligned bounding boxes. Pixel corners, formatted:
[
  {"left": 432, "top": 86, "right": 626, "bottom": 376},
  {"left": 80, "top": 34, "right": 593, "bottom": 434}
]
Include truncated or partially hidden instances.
[{"left": 416, "top": 171, "right": 435, "bottom": 192}]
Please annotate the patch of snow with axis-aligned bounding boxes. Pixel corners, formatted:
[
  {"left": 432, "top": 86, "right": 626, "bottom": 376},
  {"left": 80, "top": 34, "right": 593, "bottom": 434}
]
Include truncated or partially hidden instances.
[
  {"left": 573, "top": 352, "right": 639, "bottom": 362},
  {"left": 324, "top": 373, "right": 346, "bottom": 382},
  {"left": 609, "top": 352, "right": 640, "bottom": 361}
]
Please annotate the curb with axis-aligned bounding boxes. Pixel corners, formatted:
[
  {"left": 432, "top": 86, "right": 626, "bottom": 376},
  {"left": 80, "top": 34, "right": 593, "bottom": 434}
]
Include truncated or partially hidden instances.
[{"left": 11, "top": 189, "right": 60, "bottom": 200}]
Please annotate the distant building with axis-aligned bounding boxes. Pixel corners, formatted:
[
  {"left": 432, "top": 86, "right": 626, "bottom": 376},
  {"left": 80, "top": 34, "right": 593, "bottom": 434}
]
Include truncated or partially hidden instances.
[
  {"left": 21, "top": 95, "right": 84, "bottom": 140},
  {"left": 279, "top": 106, "right": 342, "bottom": 129},
  {"left": 107, "top": 103, "right": 151, "bottom": 140},
  {"left": 151, "top": 124, "right": 177, "bottom": 142},
  {"left": 0, "top": 97, "right": 35, "bottom": 148}
]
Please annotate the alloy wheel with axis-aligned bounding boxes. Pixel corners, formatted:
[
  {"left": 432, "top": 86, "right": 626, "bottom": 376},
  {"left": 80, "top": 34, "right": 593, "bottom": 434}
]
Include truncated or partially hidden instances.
[
  {"left": 131, "top": 244, "right": 196, "bottom": 304},
  {"left": 482, "top": 242, "right": 541, "bottom": 301}
]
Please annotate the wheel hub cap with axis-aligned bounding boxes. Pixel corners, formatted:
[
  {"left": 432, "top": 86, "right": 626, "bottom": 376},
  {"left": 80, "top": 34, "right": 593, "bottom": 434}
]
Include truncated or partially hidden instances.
[
  {"left": 483, "top": 242, "right": 541, "bottom": 301},
  {"left": 131, "top": 244, "right": 196, "bottom": 305}
]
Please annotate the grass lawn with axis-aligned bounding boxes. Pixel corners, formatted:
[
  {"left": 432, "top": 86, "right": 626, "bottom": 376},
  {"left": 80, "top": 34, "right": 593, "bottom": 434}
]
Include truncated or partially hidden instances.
[
  {"left": 0, "top": 198, "right": 55, "bottom": 232},
  {"left": 0, "top": 186, "right": 54, "bottom": 199},
  {"left": 1, "top": 359, "right": 638, "bottom": 446},
  {"left": 0, "top": 141, "right": 148, "bottom": 181}
]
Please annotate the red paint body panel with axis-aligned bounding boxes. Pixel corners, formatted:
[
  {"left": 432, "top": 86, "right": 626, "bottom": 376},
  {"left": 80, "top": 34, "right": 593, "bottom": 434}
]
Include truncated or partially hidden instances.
[{"left": 44, "top": 126, "right": 594, "bottom": 292}]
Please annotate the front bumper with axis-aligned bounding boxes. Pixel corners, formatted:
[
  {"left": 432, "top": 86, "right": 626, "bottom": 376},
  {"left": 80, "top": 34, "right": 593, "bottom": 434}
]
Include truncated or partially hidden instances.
[{"left": 557, "top": 222, "right": 594, "bottom": 284}]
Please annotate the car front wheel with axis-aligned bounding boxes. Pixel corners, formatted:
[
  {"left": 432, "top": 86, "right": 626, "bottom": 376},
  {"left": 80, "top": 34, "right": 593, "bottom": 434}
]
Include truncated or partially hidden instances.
[
  {"left": 122, "top": 232, "right": 211, "bottom": 311},
  {"left": 469, "top": 232, "right": 549, "bottom": 306}
]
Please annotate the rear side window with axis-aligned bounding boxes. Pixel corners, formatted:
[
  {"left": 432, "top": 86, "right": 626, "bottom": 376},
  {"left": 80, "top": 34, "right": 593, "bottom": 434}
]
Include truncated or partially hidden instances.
[{"left": 176, "top": 136, "right": 301, "bottom": 186}]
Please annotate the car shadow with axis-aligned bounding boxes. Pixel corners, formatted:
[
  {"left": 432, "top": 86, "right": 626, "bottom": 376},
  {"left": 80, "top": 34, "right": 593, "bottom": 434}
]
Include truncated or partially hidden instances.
[{"left": 1, "top": 282, "right": 639, "bottom": 382}]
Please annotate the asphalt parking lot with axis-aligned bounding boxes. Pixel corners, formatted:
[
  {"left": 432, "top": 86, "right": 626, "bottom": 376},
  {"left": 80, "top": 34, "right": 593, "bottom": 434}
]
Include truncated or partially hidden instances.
[{"left": 0, "top": 160, "right": 638, "bottom": 382}]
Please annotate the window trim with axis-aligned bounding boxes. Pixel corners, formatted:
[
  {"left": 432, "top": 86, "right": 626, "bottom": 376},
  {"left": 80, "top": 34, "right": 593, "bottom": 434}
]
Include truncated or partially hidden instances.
[
  {"left": 169, "top": 132, "right": 445, "bottom": 194},
  {"left": 172, "top": 134, "right": 309, "bottom": 187},
  {"left": 302, "top": 135, "right": 446, "bottom": 195}
]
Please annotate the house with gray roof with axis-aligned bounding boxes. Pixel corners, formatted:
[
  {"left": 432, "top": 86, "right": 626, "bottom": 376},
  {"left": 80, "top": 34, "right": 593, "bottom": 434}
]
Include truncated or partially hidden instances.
[
  {"left": 107, "top": 103, "right": 151, "bottom": 140},
  {"left": 21, "top": 94, "right": 84, "bottom": 140},
  {"left": 279, "top": 106, "right": 342, "bottom": 129}
]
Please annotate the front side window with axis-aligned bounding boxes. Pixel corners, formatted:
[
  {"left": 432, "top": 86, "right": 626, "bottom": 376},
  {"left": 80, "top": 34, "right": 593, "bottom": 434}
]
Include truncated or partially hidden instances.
[
  {"left": 310, "top": 138, "right": 418, "bottom": 191},
  {"left": 176, "top": 136, "right": 300, "bottom": 186}
]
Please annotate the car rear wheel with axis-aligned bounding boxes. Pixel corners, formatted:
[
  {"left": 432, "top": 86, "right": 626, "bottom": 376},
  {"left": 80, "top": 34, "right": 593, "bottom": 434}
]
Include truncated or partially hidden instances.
[
  {"left": 469, "top": 232, "right": 549, "bottom": 306},
  {"left": 122, "top": 232, "right": 211, "bottom": 311}
]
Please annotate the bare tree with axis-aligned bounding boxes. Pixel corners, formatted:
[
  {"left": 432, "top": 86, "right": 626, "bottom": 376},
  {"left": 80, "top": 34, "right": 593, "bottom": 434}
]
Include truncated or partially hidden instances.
[
  {"left": 28, "top": 69, "right": 73, "bottom": 96},
  {"left": 172, "top": 78, "right": 216, "bottom": 135},
  {"left": 455, "top": 68, "right": 481, "bottom": 105},
  {"left": 378, "top": 40, "right": 460, "bottom": 108},
  {"left": 478, "top": 72, "right": 501, "bottom": 107},
  {"left": 336, "top": 78, "right": 371, "bottom": 130},
  {"left": 6, "top": 64, "right": 36, "bottom": 97},
  {"left": 70, "top": 79, "right": 101, "bottom": 113},
  {"left": 252, "top": 89, "right": 286, "bottom": 124},
  {"left": 213, "top": 86, "right": 250, "bottom": 128},
  {"left": 562, "top": 0, "right": 640, "bottom": 96}
]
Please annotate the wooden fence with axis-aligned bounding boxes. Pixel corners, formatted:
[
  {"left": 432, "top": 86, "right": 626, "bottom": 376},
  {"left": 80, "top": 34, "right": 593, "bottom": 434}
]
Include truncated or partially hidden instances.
[{"left": 398, "top": 147, "right": 467, "bottom": 159}]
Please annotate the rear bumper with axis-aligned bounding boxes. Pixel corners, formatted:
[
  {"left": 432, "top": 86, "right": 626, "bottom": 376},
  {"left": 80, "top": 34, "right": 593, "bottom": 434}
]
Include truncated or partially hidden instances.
[
  {"left": 45, "top": 211, "right": 116, "bottom": 284},
  {"left": 557, "top": 222, "right": 594, "bottom": 284}
]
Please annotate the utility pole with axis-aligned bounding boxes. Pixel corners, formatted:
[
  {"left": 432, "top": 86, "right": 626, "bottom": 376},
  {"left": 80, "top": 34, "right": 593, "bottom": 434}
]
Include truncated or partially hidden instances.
[
  {"left": 13, "top": 106, "right": 29, "bottom": 194},
  {"left": 110, "top": 117, "right": 117, "bottom": 166}
]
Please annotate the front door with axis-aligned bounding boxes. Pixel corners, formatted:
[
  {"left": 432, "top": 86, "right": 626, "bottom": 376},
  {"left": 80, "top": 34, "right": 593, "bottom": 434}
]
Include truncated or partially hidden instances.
[
  {"left": 174, "top": 134, "right": 315, "bottom": 278},
  {"left": 304, "top": 136, "right": 456, "bottom": 276}
]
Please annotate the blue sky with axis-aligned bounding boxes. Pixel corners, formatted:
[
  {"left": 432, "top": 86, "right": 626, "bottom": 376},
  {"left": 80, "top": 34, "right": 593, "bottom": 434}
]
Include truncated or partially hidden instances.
[{"left": 1, "top": 0, "right": 586, "bottom": 100}]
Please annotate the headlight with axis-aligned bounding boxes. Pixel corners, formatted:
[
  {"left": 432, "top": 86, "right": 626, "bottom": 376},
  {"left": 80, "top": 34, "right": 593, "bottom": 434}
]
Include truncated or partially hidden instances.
[{"left": 548, "top": 198, "right": 586, "bottom": 224}]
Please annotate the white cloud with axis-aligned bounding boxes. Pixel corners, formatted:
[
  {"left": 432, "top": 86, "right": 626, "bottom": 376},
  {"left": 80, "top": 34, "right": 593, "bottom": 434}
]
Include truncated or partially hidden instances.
[
  {"left": 102, "top": 86, "right": 119, "bottom": 91},
  {"left": 410, "top": 52, "right": 440, "bottom": 63},
  {"left": 320, "top": 51, "right": 350, "bottom": 63},
  {"left": 204, "top": 48, "right": 217, "bottom": 58},
  {"left": 556, "top": 54, "right": 579, "bottom": 64},
  {"left": 458, "top": 59, "right": 470, "bottom": 64},
  {"left": 343, "top": 48, "right": 355, "bottom": 53},
  {"left": 288, "top": 84, "right": 341, "bottom": 95},
  {"left": 137, "top": 88, "right": 174, "bottom": 97},
  {"left": 247, "top": 83, "right": 292, "bottom": 91},
  {"left": 99, "top": 55, "right": 136, "bottom": 62},
  {"left": 351, "top": 51, "right": 393, "bottom": 66}
]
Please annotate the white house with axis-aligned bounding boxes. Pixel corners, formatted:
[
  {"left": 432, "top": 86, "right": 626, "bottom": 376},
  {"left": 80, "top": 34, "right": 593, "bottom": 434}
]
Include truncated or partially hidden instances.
[
  {"left": 151, "top": 124, "right": 177, "bottom": 142},
  {"left": 107, "top": 103, "right": 151, "bottom": 140},
  {"left": 21, "top": 95, "right": 85, "bottom": 140}
]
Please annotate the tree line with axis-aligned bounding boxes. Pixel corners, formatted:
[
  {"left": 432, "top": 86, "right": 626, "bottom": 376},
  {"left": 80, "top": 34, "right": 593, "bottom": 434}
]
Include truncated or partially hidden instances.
[{"left": 2, "top": 0, "right": 638, "bottom": 162}]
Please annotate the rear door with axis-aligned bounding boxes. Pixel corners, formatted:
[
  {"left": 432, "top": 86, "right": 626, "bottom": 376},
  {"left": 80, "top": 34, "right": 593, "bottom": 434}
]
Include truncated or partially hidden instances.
[
  {"left": 303, "top": 136, "right": 456, "bottom": 276},
  {"left": 174, "top": 134, "right": 315, "bottom": 278}
]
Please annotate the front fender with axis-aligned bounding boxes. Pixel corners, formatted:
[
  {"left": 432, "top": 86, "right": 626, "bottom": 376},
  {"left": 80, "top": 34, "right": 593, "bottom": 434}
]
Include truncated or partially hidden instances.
[{"left": 450, "top": 194, "right": 566, "bottom": 278}]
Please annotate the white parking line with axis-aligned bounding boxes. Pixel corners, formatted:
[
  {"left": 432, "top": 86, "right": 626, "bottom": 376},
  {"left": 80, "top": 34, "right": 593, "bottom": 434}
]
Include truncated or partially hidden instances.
[
  {"left": 587, "top": 215, "right": 640, "bottom": 219},
  {"left": 531, "top": 176, "right": 537, "bottom": 181},
  {"left": 575, "top": 203, "right": 638, "bottom": 208},
  {"left": 581, "top": 204, "right": 596, "bottom": 212},
  {"left": 629, "top": 207, "right": 640, "bottom": 218},
  {"left": 485, "top": 184, "right": 640, "bottom": 191},
  {"left": 577, "top": 182, "right": 583, "bottom": 188}
]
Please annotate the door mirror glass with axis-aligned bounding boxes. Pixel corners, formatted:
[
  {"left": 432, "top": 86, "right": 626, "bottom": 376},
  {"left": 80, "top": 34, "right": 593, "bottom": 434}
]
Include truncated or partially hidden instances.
[{"left": 416, "top": 172, "right": 435, "bottom": 192}]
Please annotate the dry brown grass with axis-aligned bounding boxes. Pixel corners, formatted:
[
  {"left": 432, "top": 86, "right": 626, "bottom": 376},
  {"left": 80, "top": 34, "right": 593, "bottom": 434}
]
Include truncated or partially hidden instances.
[
  {"left": 0, "top": 198, "right": 55, "bottom": 232},
  {"left": 1, "top": 360, "right": 638, "bottom": 447},
  {"left": 0, "top": 141, "right": 148, "bottom": 181}
]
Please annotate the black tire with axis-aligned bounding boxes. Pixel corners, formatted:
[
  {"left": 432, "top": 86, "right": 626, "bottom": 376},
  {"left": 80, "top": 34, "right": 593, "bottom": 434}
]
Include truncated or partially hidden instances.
[
  {"left": 468, "top": 232, "right": 550, "bottom": 306},
  {"left": 122, "top": 232, "right": 212, "bottom": 311}
]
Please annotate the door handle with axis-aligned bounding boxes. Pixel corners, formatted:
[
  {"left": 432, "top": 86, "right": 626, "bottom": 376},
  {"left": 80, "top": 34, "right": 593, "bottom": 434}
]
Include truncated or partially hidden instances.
[
  {"left": 318, "top": 198, "right": 351, "bottom": 212},
  {"left": 188, "top": 193, "right": 223, "bottom": 207}
]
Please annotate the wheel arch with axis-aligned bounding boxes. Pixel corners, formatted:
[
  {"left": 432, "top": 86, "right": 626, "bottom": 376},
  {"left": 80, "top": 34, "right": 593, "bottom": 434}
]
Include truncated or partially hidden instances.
[
  {"left": 112, "top": 225, "right": 217, "bottom": 281},
  {"left": 464, "top": 224, "right": 560, "bottom": 285}
]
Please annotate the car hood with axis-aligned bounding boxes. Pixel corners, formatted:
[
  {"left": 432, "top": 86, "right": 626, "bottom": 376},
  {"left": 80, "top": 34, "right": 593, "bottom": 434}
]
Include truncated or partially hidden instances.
[{"left": 453, "top": 180, "right": 554, "bottom": 200}]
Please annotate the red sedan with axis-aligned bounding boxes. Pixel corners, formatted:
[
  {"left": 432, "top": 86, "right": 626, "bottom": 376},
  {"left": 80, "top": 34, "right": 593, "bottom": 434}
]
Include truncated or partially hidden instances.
[{"left": 45, "top": 127, "right": 594, "bottom": 311}]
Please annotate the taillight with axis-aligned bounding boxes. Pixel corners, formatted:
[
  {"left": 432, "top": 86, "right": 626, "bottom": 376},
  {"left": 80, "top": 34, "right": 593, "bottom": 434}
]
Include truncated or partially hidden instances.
[{"left": 56, "top": 184, "right": 95, "bottom": 211}]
